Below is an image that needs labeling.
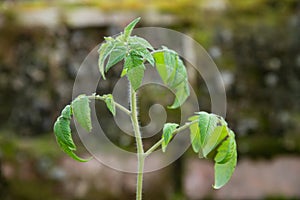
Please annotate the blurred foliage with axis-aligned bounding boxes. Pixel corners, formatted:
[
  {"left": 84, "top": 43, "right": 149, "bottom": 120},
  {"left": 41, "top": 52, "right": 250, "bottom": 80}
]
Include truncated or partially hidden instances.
[{"left": 0, "top": 130, "right": 60, "bottom": 161}]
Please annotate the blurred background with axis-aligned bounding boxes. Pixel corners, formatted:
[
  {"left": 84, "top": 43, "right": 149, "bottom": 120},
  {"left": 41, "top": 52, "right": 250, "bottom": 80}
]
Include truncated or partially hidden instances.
[{"left": 0, "top": 0, "right": 300, "bottom": 199}]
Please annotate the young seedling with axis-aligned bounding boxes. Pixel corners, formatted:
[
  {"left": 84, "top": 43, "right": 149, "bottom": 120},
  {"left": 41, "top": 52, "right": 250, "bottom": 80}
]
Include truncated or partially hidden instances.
[{"left": 53, "top": 18, "right": 237, "bottom": 200}]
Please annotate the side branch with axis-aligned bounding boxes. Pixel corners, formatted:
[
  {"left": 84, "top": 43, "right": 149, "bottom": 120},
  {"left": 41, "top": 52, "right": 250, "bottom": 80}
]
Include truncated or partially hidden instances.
[
  {"left": 115, "top": 102, "right": 131, "bottom": 115},
  {"left": 144, "top": 120, "right": 198, "bottom": 156},
  {"left": 88, "top": 94, "right": 132, "bottom": 116}
]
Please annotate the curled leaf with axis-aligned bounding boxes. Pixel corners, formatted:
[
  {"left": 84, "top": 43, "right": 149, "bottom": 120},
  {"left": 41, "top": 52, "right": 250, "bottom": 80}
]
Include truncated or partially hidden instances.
[
  {"left": 53, "top": 107, "right": 90, "bottom": 162},
  {"left": 72, "top": 95, "right": 92, "bottom": 132},
  {"left": 213, "top": 134, "right": 237, "bottom": 189},
  {"left": 202, "top": 125, "right": 228, "bottom": 158},
  {"left": 214, "top": 130, "right": 236, "bottom": 164},
  {"left": 188, "top": 112, "right": 238, "bottom": 189},
  {"left": 153, "top": 47, "right": 190, "bottom": 108},
  {"left": 197, "top": 111, "right": 221, "bottom": 147},
  {"left": 54, "top": 116, "right": 75, "bottom": 150}
]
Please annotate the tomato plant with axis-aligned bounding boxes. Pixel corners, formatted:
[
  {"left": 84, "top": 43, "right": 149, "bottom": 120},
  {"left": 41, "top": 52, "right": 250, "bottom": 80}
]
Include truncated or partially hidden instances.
[{"left": 54, "top": 17, "right": 237, "bottom": 200}]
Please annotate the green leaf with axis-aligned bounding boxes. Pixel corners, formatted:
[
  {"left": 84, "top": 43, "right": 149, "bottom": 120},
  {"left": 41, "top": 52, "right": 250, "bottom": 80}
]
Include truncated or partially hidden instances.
[
  {"left": 124, "top": 51, "right": 144, "bottom": 70},
  {"left": 202, "top": 125, "right": 228, "bottom": 158},
  {"left": 153, "top": 51, "right": 166, "bottom": 79},
  {"left": 61, "top": 105, "right": 72, "bottom": 119},
  {"left": 124, "top": 51, "right": 145, "bottom": 90},
  {"left": 197, "top": 112, "right": 210, "bottom": 145},
  {"left": 153, "top": 47, "right": 190, "bottom": 108},
  {"left": 189, "top": 115, "right": 201, "bottom": 153},
  {"left": 131, "top": 47, "right": 155, "bottom": 66},
  {"left": 105, "top": 41, "right": 127, "bottom": 72},
  {"left": 161, "top": 123, "right": 179, "bottom": 152},
  {"left": 127, "top": 65, "right": 145, "bottom": 91},
  {"left": 103, "top": 94, "right": 116, "bottom": 116},
  {"left": 169, "top": 81, "right": 190, "bottom": 109},
  {"left": 54, "top": 116, "right": 76, "bottom": 150},
  {"left": 188, "top": 111, "right": 237, "bottom": 189},
  {"left": 124, "top": 17, "right": 141, "bottom": 41},
  {"left": 129, "top": 36, "right": 154, "bottom": 50},
  {"left": 72, "top": 95, "right": 92, "bottom": 132},
  {"left": 120, "top": 68, "right": 127, "bottom": 77},
  {"left": 98, "top": 41, "right": 115, "bottom": 79},
  {"left": 213, "top": 139, "right": 237, "bottom": 189},
  {"left": 197, "top": 112, "right": 222, "bottom": 146},
  {"left": 128, "top": 36, "right": 154, "bottom": 66},
  {"left": 143, "top": 51, "right": 155, "bottom": 66},
  {"left": 214, "top": 130, "right": 236, "bottom": 164},
  {"left": 54, "top": 113, "right": 89, "bottom": 162},
  {"left": 104, "top": 36, "right": 114, "bottom": 42},
  {"left": 57, "top": 139, "right": 90, "bottom": 162}
]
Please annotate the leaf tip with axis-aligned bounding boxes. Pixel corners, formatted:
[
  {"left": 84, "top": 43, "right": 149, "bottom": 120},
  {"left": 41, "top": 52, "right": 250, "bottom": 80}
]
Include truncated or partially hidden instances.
[
  {"left": 212, "top": 184, "right": 222, "bottom": 190},
  {"left": 69, "top": 151, "right": 93, "bottom": 162}
]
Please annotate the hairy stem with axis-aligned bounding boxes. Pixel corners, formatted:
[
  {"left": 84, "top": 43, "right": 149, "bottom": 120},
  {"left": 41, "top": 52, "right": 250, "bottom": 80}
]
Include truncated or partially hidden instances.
[
  {"left": 91, "top": 92, "right": 197, "bottom": 199},
  {"left": 129, "top": 85, "right": 145, "bottom": 200},
  {"left": 145, "top": 120, "right": 198, "bottom": 156}
]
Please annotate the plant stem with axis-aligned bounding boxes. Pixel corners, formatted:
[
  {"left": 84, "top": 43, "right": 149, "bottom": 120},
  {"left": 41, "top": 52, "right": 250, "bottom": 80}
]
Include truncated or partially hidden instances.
[
  {"left": 129, "top": 85, "right": 145, "bottom": 200},
  {"left": 89, "top": 94, "right": 131, "bottom": 115},
  {"left": 114, "top": 102, "right": 131, "bottom": 115},
  {"left": 144, "top": 120, "right": 198, "bottom": 156},
  {"left": 144, "top": 138, "right": 164, "bottom": 157},
  {"left": 91, "top": 91, "right": 197, "bottom": 199}
]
